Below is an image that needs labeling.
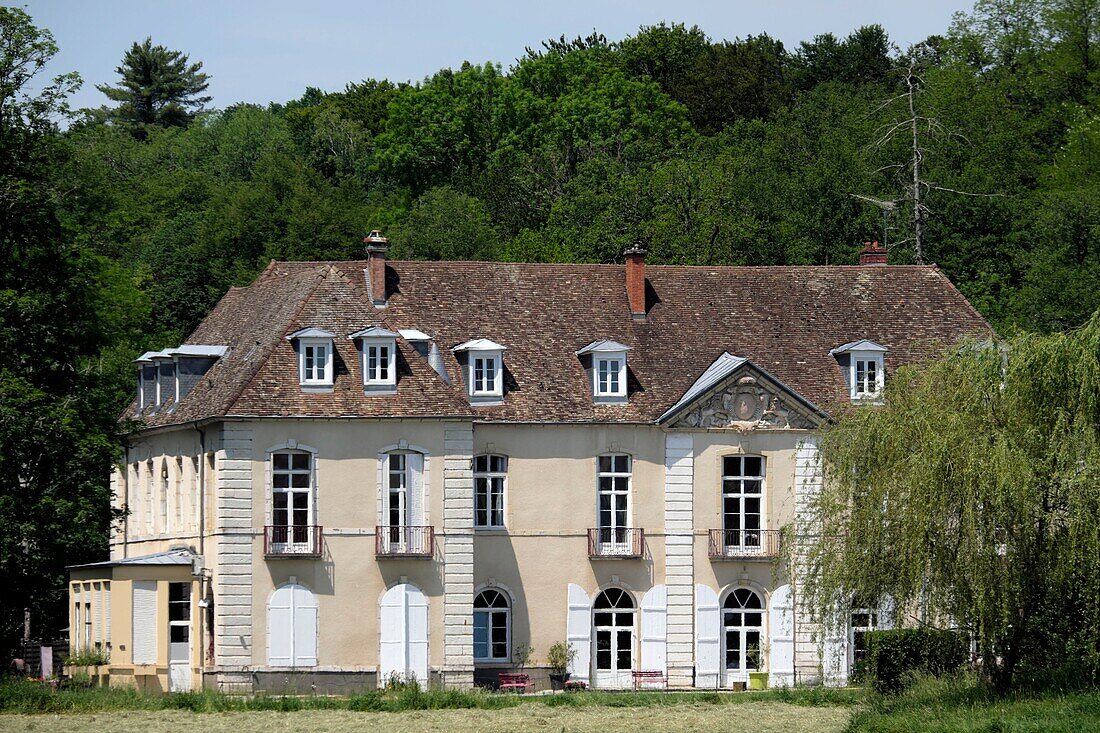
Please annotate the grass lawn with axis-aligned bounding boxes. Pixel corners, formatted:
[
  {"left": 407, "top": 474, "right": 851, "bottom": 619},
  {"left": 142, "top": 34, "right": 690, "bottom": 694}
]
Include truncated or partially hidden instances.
[
  {"left": 0, "top": 701, "right": 851, "bottom": 733},
  {"left": 1, "top": 678, "right": 1097, "bottom": 732}
]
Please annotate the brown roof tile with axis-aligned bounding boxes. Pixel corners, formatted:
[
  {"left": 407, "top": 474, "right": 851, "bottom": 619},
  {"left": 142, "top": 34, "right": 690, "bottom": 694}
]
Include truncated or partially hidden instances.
[{"left": 124, "top": 259, "right": 992, "bottom": 428}]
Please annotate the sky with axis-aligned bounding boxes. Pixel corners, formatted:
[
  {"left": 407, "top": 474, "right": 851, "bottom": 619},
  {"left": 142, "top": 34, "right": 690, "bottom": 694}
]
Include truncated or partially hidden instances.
[{"left": 23, "top": 0, "right": 972, "bottom": 112}]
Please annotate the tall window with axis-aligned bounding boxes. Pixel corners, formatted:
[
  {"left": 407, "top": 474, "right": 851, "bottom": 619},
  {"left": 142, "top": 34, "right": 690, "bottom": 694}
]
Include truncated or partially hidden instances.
[
  {"left": 473, "top": 355, "right": 499, "bottom": 395},
  {"left": 724, "top": 588, "right": 763, "bottom": 674},
  {"left": 473, "top": 455, "right": 507, "bottom": 529},
  {"left": 388, "top": 453, "right": 408, "bottom": 531},
  {"left": 595, "top": 356, "right": 626, "bottom": 397},
  {"left": 597, "top": 454, "right": 631, "bottom": 552},
  {"left": 272, "top": 451, "right": 312, "bottom": 547},
  {"left": 722, "top": 456, "right": 764, "bottom": 549},
  {"left": 850, "top": 607, "right": 878, "bottom": 679},
  {"left": 473, "top": 589, "right": 510, "bottom": 662}
]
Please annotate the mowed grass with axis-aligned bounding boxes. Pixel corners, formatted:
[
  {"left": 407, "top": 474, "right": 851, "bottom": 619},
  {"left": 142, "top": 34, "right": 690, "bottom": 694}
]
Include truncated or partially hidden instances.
[
  {"left": 846, "top": 678, "right": 1100, "bottom": 733},
  {"left": 0, "top": 702, "right": 852, "bottom": 733}
]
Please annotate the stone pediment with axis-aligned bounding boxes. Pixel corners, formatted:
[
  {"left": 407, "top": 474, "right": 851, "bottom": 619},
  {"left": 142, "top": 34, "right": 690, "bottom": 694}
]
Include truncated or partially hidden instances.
[{"left": 663, "top": 358, "right": 824, "bottom": 431}]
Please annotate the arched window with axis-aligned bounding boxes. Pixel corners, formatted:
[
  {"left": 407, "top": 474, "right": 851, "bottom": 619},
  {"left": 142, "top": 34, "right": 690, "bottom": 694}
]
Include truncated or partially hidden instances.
[
  {"left": 723, "top": 588, "right": 763, "bottom": 677},
  {"left": 473, "top": 589, "right": 510, "bottom": 662},
  {"left": 593, "top": 588, "right": 635, "bottom": 687},
  {"left": 267, "top": 583, "right": 318, "bottom": 667}
]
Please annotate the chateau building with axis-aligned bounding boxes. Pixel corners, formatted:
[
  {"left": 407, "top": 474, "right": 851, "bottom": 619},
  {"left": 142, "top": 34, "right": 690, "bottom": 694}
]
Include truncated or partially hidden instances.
[{"left": 68, "top": 235, "right": 990, "bottom": 693}]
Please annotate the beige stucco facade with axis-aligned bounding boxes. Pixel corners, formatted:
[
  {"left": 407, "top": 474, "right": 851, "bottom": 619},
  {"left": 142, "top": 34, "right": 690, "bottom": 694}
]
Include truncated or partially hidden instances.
[{"left": 72, "top": 410, "right": 837, "bottom": 693}]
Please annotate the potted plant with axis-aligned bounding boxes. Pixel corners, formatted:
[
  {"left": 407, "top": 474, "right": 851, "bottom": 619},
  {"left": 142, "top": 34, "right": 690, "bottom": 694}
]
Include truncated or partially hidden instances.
[{"left": 546, "top": 642, "right": 575, "bottom": 691}]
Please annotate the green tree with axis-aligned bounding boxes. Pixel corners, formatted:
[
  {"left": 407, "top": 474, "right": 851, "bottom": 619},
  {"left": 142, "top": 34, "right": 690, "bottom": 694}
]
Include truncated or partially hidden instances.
[
  {"left": 390, "top": 185, "right": 502, "bottom": 260},
  {"left": 96, "top": 37, "right": 211, "bottom": 132},
  {"left": 0, "top": 7, "right": 119, "bottom": 654},
  {"left": 806, "top": 317, "right": 1100, "bottom": 693}
]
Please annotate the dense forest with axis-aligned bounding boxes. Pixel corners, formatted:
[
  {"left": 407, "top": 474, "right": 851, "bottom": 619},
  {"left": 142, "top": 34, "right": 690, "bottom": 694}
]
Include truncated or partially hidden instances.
[{"left": 1, "top": 0, "right": 1098, "bottom": 651}]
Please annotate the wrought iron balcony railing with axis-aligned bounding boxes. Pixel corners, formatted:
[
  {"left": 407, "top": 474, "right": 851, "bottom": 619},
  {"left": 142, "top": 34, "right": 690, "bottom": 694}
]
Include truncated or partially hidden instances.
[
  {"left": 587, "top": 527, "right": 645, "bottom": 559},
  {"left": 264, "top": 525, "right": 323, "bottom": 558},
  {"left": 708, "top": 529, "right": 781, "bottom": 560},
  {"left": 375, "top": 525, "right": 435, "bottom": 558}
]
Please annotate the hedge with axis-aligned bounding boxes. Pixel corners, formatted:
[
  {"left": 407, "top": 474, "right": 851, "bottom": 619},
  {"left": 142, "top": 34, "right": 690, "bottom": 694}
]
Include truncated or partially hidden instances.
[{"left": 865, "top": 629, "right": 968, "bottom": 693}]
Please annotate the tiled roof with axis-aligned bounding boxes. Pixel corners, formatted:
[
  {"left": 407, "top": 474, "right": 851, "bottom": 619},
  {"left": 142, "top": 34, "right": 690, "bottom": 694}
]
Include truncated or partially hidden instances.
[{"left": 123, "top": 259, "right": 992, "bottom": 428}]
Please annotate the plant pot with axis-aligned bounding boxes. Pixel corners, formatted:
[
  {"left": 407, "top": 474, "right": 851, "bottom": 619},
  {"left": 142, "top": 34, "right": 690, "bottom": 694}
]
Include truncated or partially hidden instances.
[
  {"left": 748, "top": 671, "right": 769, "bottom": 690},
  {"left": 549, "top": 672, "right": 569, "bottom": 691}
]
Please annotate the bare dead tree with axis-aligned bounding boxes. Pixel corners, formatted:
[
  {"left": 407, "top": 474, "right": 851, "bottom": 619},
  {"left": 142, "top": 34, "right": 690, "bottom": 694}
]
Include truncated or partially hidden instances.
[{"left": 857, "top": 59, "right": 1004, "bottom": 264}]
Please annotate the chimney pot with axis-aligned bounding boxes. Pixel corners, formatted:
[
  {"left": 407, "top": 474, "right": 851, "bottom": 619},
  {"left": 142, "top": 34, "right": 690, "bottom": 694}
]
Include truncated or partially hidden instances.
[
  {"left": 364, "top": 230, "right": 389, "bottom": 306},
  {"left": 624, "top": 244, "right": 647, "bottom": 320},
  {"left": 859, "top": 240, "right": 888, "bottom": 266}
]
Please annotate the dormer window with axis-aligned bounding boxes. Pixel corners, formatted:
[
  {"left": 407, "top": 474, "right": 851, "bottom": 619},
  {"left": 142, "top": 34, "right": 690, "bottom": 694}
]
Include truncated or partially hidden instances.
[
  {"left": 286, "top": 328, "right": 336, "bottom": 390},
  {"left": 348, "top": 326, "right": 398, "bottom": 392},
  {"left": 452, "top": 339, "right": 506, "bottom": 402},
  {"left": 576, "top": 340, "right": 631, "bottom": 404},
  {"left": 830, "top": 340, "right": 887, "bottom": 402}
]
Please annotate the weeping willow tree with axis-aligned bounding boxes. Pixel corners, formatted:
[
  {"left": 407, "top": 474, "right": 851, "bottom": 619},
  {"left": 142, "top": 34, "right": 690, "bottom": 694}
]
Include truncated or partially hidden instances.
[{"left": 806, "top": 312, "right": 1100, "bottom": 694}]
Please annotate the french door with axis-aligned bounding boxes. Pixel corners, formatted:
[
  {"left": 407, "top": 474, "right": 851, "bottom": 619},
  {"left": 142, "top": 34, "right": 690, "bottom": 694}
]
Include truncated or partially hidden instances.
[
  {"left": 723, "top": 588, "right": 764, "bottom": 685},
  {"left": 593, "top": 588, "right": 635, "bottom": 688},
  {"left": 272, "top": 451, "right": 312, "bottom": 552},
  {"left": 168, "top": 582, "right": 192, "bottom": 692}
]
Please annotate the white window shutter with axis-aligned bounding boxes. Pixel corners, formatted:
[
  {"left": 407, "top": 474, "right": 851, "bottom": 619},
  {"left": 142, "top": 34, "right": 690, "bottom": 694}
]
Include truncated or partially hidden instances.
[
  {"left": 640, "top": 585, "right": 667, "bottom": 675},
  {"left": 379, "top": 584, "right": 406, "bottom": 684},
  {"left": 292, "top": 585, "right": 318, "bottom": 667},
  {"left": 768, "top": 584, "right": 795, "bottom": 687},
  {"left": 406, "top": 584, "right": 430, "bottom": 685},
  {"left": 267, "top": 585, "right": 294, "bottom": 666},
  {"left": 408, "top": 453, "right": 424, "bottom": 526},
  {"left": 132, "top": 580, "right": 158, "bottom": 665},
  {"left": 823, "top": 610, "right": 848, "bottom": 687},
  {"left": 566, "top": 583, "right": 591, "bottom": 684},
  {"left": 694, "top": 584, "right": 720, "bottom": 688}
]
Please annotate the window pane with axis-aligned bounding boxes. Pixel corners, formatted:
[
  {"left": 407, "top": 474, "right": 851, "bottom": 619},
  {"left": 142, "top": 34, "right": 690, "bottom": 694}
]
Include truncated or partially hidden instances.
[
  {"left": 743, "top": 457, "right": 763, "bottom": 476},
  {"left": 598, "top": 455, "right": 611, "bottom": 473},
  {"left": 273, "top": 454, "right": 289, "bottom": 470},
  {"left": 273, "top": 493, "right": 288, "bottom": 509},
  {"left": 292, "top": 454, "right": 310, "bottom": 471},
  {"left": 594, "top": 612, "right": 613, "bottom": 627},
  {"left": 614, "top": 455, "right": 629, "bottom": 473},
  {"left": 474, "top": 455, "right": 487, "bottom": 473},
  {"left": 291, "top": 472, "right": 309, "bottom": 489},
  {"left": 273, "top": 473, "right": 289, "bottom": 489},
  {"left": 170, "top": 625, "right": 189, "bottom": 643},
  {"left": 723, "top": 456, "right": 740, "bottom": 477},
  {"left": 616, "top": 630, "right": 631, "bottom": 668}
]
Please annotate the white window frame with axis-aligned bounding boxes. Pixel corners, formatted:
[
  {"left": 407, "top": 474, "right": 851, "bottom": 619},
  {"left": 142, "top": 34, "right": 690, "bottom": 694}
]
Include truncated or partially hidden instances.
[
  {"left": 596, "top": 453, "right": 633, "bottom": 554},
  {"left": 473, "top": 589, "right": 511, "bottom": 663},
  {"left": 271, "top": 450, "right": 314, "bottom": 551},
  {"left": 473, "top": 455, "right": 507, "bottom": 529},
  {"left": 723, "top": 588, "right": 765, "bottom": 678},
  {"left": 594, "top": 352, "right": 627, "bottom": 398},
  {"left": 848, "top": 350, "right": 884, "bottom": 401},
  {"left": 298, "top": 338, "right": 334, "bottom": 387},
  {"left": 361, "top": 338, "right": 397, "bottom": 388},
  {"left": 469, "top": 351, "right": 503, "bottom": 397},
  {"left": 721, "top": 455, "right": 766, "bottom": 553}
]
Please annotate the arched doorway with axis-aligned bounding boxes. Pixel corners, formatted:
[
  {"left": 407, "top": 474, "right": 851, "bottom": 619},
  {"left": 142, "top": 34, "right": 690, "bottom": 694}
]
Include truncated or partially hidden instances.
[
  {"left": 379, "top": 582, "right": 428, "bottom": 685},
  {"left": 593, "top": 587, "right": 635, "bottom": 688},
  {"left": 723, "top": 587, "right": 763, "bottom": 686}
]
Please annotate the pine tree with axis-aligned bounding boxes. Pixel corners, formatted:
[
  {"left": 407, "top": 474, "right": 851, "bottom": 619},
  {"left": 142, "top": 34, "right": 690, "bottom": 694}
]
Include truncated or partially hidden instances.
[{"left": 96, "top": 37, "right": 211, "bottom": 131}]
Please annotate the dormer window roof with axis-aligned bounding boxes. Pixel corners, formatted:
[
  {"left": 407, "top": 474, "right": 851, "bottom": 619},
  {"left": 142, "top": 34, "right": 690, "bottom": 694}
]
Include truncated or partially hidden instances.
[
  {"left": 349, "top": 327, "right": 398, "bottom": 392},
  {"left": 286, "top": 327, "right": 337, "bottom": 341},
  {"left": 452, "top": 339, "right": 505, "bottom": 402},
  {"left": 286, "top": 328, "right": 335, "bottom": 390},
  {"left": 831, "top": 340, "right": 887, "bottom": 402},
  {"left": 399, "top": 329, "right": 431, "bottom": 342},
  {"left": 576, "top": 340, "right": 631, "bottom": 403}
]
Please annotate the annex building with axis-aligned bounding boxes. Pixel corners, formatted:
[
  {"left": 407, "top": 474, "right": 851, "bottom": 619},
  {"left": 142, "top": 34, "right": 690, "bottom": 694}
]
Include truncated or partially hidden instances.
[{"left": 68, "top": 235, "right": 990, "bottom": 693}]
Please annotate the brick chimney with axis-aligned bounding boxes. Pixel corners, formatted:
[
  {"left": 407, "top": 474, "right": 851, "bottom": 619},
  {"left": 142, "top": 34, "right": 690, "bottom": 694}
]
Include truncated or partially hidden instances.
[
  {"left": 624, "top": 244, "right": 647, "bottom": 320},
  {"left": 364, "top": 229, "right": 389, "bottom": 306},
  {"left": 859, "top": 240, "right": 888, "bottom": 266}
]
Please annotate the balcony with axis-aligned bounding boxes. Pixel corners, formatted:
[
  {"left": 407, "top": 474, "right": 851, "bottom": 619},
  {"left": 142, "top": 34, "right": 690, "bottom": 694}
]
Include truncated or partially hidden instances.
[
  {"left": 264, "top": 525, "right": 323, "bottom": 558},
  {"left": 375, "top": 525, "right": 435, "bottom": 558},
  {"left": 708, "top": 529, "right": 781, "bottom": 560},
  {"left": 587, "top": 528, "right": 645, "bottom": 559}
]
